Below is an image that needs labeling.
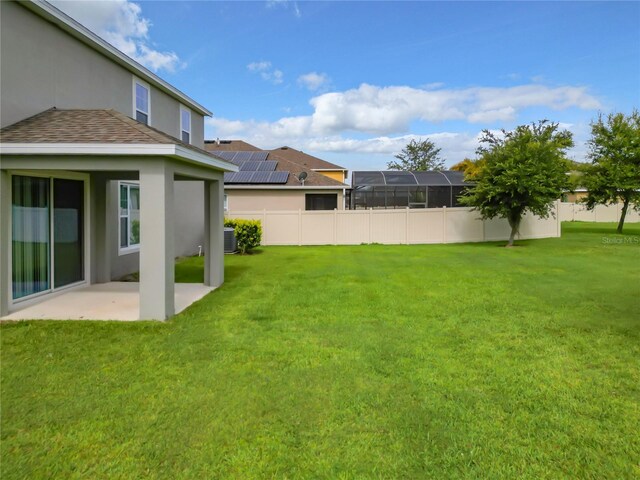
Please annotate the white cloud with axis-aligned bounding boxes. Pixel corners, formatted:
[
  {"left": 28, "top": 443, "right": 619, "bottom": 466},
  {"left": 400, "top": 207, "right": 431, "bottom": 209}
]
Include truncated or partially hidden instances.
[
  {"left": 247, "top": 61, "right": 271, "bottom": 72},
  {"left": 266, "top": 0, "right": 301, "bottom": 18},
  {"left": 207, "top": 82, "right": 601, "bottom": 165},
  {"left": 247, "top": 61, "right": 284, "bottom": 84},
  {"left": 298, "top": 72, "right": 330, "bottom": 91},
  {"left": 306, "top": 83, "right": 601, "bottom": 135},
  {"left": 50, "top": 0, "right": 184, "bottom": 73}
]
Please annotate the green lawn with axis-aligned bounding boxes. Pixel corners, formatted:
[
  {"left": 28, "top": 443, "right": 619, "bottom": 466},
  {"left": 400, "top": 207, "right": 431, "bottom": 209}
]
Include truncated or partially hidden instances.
[{"left": 2, "top": 222, "right": 639, "bottom": 479}]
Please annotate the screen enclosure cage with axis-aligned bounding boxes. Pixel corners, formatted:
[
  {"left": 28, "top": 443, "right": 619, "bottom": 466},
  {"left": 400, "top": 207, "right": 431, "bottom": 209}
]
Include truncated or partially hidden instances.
[{"left": 348, "top": 170, "right": 473, "bottom": 210}]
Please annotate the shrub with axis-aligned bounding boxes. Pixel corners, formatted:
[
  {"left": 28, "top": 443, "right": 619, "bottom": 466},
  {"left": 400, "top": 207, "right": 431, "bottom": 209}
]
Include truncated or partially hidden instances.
[{"left": 224, "top": 219, "right": 262, "bottom": 254}]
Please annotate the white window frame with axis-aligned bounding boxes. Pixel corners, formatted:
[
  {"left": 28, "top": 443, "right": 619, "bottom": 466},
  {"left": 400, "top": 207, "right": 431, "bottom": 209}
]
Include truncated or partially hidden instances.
[
  {"left": 132, "top": 77, "right": 151, "bottom": 125},
  {"left": 180, "top": 106, "right": 191, "bottom": 144},
  {"left": 118, "top": 181, "right": 140, "bottom": 255}
]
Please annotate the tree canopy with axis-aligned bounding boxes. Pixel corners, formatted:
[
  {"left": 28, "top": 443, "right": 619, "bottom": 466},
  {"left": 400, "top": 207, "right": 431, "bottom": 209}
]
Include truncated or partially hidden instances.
[
  {"left": 460, "top": 120, "right": 573, "bottom": 246},
  {"left": 387, "top": 139, "right": 445, "bottom": 171},
  {"left": 451, "top": 158, "right": 486, "bottom": 180},
  {"left": 582, "top": 110, "right": 640, "bottom": 233}
]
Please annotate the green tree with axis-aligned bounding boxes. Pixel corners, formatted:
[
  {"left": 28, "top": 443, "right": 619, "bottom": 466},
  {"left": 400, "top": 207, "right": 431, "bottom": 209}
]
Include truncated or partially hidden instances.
[
  {"left": 451, "top": 157, "right": 486, "bottom": 180},
  {"left": 582, "top": 111, "right": 640, "bottom": 233},
  {"left": 387, "top": 139, "right": 445, "bottom": 171},
  {"left": 460, "top": 120, "right": 573, "bottom": 247}
]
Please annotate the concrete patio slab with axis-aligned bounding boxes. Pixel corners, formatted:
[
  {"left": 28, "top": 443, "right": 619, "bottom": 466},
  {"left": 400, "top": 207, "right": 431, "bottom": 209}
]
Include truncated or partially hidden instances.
[{"left": 1, "top": 282, "right": 215, "bottom": 321}]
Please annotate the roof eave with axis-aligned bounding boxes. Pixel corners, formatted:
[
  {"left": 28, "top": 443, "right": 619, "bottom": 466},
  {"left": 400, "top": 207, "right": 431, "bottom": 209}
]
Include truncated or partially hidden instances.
[
  {"left": 0, "top": 143, "right": 239, "bottom": 172},
  {"left": 224, "top": 185, "right": 346, "bottom": 190},
  {"left": 21, "top": 0, "right": 212, "bottom": 117}
]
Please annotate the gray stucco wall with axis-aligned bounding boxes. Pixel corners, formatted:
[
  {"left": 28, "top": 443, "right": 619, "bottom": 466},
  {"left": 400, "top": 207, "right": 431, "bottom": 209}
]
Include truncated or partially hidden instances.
[
  {"left": 108, "top": 180, "right": 205, "bottom": 280},
  {"left": 174, "top": 181, "right": 205, "bottom": 258},
  {"left": 0, "top": 1, "right": 206, "bottom": 148}
]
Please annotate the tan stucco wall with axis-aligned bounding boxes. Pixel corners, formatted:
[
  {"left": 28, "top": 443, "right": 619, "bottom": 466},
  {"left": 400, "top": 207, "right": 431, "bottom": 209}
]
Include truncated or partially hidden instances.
[
  {"left": 0, "top": 1, "right": 205, "bottom": 148},
  {"left": 226, "top": 189, "right": 344, "bottom": 211}
]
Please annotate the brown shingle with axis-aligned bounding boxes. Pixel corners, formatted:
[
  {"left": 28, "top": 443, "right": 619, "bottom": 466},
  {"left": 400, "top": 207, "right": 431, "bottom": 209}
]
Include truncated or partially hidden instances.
[
  {"left": 0, "top": 108, "right": 228, "bottom": 162},
  {"left": 269, "top": 155, "right": 347, "bottom": 187},
  {"left": 269, "top": 146, "right": 346, "bottom": 171}
]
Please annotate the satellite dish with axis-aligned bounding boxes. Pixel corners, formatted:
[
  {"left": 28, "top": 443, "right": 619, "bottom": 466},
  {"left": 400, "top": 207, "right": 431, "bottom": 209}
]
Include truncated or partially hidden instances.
[{"left": 298, "top": 172, "right": 308, "bottom": 181}]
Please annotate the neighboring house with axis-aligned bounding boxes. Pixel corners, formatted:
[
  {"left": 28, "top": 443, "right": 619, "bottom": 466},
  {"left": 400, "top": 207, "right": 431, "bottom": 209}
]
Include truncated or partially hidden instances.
[
  {"left": 204, "top": 142, "right": 349, "bottom": 211},
  {"left": 0, "top": 0, "right": 236, "bottom": 320},
  {"left": 562, "top": 189, "right": 588, "bottom": 203},
  {"left": 268, "top": 146, "right": 348, "bottom": 183},
  {"left": 205, "top": 139, "right": 261, "bottom": 152}
]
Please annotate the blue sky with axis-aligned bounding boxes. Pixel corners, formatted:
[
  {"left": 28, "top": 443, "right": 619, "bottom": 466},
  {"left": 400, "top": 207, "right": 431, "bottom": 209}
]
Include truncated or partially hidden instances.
[{"left": 54, "top": 0, "right": 640, "bottom": 171}]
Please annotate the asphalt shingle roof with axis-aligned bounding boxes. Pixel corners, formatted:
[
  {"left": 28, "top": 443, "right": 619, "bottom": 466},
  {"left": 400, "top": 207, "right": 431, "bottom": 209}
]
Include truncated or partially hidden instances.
[
  {"left": 0, "top": 108, "right": 228, "bottom": 162},
  {"left": 208, "top": 149, "right": 347, "bottom": 187},
  {"left": 269, "top": 146, "right": 346, "bottom": 171},
  {"left": 204, "top": 140, "right": 261, "bottom": 152}
]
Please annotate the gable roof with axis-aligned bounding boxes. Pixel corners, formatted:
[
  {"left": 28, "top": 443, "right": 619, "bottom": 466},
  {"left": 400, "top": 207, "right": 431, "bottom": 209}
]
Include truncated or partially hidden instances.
[
  {"left": 269, "top": 146, "right": 347, "bottom": 171},
  {"left": 204, "top": 140, "right": 261, "bottom": 152},
  {"left": 19, "top": 0, "right": 211, "bottom": 116},
  {"left": 0, "top": 108, "right": 237, "bottom": 172},
  {"left": 207, "top": 149, "right": 347, "bottom": 188}
]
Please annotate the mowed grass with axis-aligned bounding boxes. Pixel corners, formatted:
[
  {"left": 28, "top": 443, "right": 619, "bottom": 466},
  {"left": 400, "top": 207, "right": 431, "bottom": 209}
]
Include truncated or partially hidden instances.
[{"left": 1, "top": 222, "right": 639, "bottom": 479}]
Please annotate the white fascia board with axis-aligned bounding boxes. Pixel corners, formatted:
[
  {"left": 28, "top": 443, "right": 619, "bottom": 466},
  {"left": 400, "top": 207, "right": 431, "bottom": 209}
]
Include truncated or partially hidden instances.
[
  {"left": 224, "top": 185, "right": 344, "bottom": 190},
  {"left": 312, "top": 168, "right": 348, "bottom": 172},
  {"left": 0, "top": 143, "right": 239, "bottom": 172},
  {"left": 23, "top": 1, "right": 212, "bottom": 117}
]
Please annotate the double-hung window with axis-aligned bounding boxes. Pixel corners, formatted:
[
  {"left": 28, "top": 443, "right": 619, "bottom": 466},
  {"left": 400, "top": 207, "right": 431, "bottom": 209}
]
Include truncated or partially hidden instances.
[
  {"left": 180, "top": 107, "right": 191, "bottom": 144},
  {"left": 133, "top": 78, "right": 150, "bottom": 125},
  {"left": 119, "top": 182, "right": 140, "bottom": 252}
]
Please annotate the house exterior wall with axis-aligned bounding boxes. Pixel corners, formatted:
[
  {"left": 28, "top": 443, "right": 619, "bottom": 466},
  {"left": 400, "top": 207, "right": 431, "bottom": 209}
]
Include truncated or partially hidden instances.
[
  {"left": 316, "top": 170, "right": 347, "bottom": 183},
  {"left": 226, "top": 189, "right": 345, "bottom": 212},
  {"left": 562, "top": 192, "right": 588, "bottom": 203},
  {"left": 109, "top": 181, "right": 205, "bottom": 280},
  {"left": 0, "top": 1, "right": 205, "bottom": 148}
]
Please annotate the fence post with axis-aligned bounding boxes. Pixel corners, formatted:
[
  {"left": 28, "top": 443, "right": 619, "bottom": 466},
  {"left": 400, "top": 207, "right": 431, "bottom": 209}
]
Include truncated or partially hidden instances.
[
  {"left": 333, "top": 208, "right": 338, "bottom": 245},
  {"left": 298, "top": 209, "right": 302, "bottom": 246},
  {"left": 369, "top": 208, "right": 373, "bottom": 244},
  {"left": 262, "top": 209, "right": 267, "bottom": 245},
  {"left": 405, "top": 207, "right": 410, "bottom": 244},
  {"left": 442, "top": 206, "right": 447, "bottom": 243},
  {"left": 556, "top": 200, "right": 560, "bottom": 237}
]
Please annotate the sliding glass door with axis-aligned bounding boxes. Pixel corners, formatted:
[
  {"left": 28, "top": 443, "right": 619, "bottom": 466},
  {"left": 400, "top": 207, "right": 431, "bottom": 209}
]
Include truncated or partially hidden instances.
[
  {"left": 53, "top": 179, "right": 84, "bottom": 288},
  {"left": 11, "top": 176, "right": 51, "bottom": 300},
  {"left": 11, "top": 175, "right": 85, "bottom": 301}
]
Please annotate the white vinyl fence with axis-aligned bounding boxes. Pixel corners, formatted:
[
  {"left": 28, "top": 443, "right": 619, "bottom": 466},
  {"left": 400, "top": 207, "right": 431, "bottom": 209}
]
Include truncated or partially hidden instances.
[
  {"left": 559, "top": 202, "right": 640, "bottom": 223},
  {"left": 227, "top": 203, "right": 561, "bottom": 246}
]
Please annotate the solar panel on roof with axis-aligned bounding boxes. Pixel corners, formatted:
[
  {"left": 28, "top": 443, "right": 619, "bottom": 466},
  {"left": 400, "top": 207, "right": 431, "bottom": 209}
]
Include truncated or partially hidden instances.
[
  {"left": 257, "top": 160, "right": 278, "bottom": 171},
  {"left": 268, "top": 171, "right": 289, "bottom": 184},
  {"left": 226, "top": 171, "right": 254, "bottom": 183},
  {"left": 239, "top": 161, "right": 260, "bottom": 171},
  {"left": 211, "top": 151, "right": 235, "bottom": 161},
  {"left": 234, "top": 152, "right": 254, "bottom": 162},
  {"left": 248, "top": 151, "right": 269, "bottom": 162},
  {"left": 249, "top": 171, "right": 271, "bottom": 183}
]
